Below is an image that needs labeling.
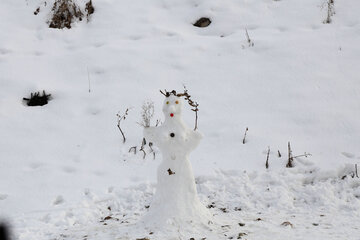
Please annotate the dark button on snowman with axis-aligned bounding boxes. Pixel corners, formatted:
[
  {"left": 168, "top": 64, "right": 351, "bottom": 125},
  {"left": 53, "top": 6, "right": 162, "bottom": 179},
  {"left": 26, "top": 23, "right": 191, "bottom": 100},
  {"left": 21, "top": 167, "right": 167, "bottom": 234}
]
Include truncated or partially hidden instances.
[{"left": 142, "top": 91, "right": 211, "bottom": 229}]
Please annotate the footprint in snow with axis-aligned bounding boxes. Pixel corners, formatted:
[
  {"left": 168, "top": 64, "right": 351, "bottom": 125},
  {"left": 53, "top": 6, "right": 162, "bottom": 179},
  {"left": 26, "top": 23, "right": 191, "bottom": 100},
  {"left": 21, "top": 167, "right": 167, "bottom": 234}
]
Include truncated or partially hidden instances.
[
  {"left": 0, "top": 48, "right": 12, "bottom": 55},
  {"left": 53, "top": 195, "right": 65, "bottom": 205},
  {"left": 341, "top": 152, "right": 355, "bottom": 159},
  {"left": 29, "top": 162, "right": 44, "bottom": 170},
  {"left": 0, "top": 194, "right": 8, "bottom": 200},
  {"left": 62, "top": 166, "right": 77, "bottom": 173}
]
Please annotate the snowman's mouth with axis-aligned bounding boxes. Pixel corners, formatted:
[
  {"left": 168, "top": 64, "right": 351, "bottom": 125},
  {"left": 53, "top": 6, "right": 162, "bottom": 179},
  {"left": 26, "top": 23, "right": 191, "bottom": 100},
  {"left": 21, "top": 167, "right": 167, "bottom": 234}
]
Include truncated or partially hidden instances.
[{"left": 170, "top": 113, "right": 174, "bottom": 117}]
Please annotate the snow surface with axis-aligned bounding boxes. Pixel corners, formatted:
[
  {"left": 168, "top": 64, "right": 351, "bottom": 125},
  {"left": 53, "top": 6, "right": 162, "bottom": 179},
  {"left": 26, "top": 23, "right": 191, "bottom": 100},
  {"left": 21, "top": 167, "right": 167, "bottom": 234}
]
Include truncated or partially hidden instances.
[{"left": 0, "top": 0, "right": 360, "bottom": 239}]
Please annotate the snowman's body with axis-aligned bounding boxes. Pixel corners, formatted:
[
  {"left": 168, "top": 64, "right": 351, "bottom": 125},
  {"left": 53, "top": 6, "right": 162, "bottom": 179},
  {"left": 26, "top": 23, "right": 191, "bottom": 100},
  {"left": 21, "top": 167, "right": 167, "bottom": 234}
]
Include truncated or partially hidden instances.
[{"left": 142, "top": 95, "right": 211, "bottom": 228}]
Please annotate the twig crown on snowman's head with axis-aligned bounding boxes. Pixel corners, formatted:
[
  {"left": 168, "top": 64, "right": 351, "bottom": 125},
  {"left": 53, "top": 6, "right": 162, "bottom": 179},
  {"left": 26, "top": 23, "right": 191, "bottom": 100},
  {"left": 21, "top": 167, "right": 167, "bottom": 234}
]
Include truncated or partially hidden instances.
[
  {"left": 159, "top": 89, "right": 199, "bottom": 110},
  {"left": 159, "top": 88, "right": 199, "bottom": 130}
]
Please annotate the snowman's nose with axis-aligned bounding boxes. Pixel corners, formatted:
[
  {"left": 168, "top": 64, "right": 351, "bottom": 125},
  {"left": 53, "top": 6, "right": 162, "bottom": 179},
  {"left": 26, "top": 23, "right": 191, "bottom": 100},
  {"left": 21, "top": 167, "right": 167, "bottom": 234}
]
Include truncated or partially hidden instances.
[{"left": 168, "top": 105, "right": 176, "bottom": 113}]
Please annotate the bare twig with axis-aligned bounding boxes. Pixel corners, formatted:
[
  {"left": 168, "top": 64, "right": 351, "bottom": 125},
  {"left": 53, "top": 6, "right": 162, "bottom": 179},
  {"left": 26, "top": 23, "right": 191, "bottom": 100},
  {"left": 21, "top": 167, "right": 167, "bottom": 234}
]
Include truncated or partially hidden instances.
[
  {"left": 286, "top": 142, "right": 312, "bottom": 168},
  {"left": 355, "top": 164, "right": 359, "bottom": 178},
  {"left": 160, "top": 89, "right": 170, "bottom": 97},
  {"left": 129, "top": 146, "right": 137, "bottom": 154},
  {"left": 139, "top": 138, "right": 146, "bottom": 159},
  {"left": 242, "top": 127, "right": 248, "bottom": 144},
  {"left": 323, "top": 0, "right": 335, "bottom": 24},
  {"left": 148, "top": 142, "right": 156, "bottom": 160},
  {"left": 286, "top": 142, "right": 294, "bottom": 168},
  {"left": 278, "top": 150, "right": 282, "bottom": 158},
  {"left": 87, "top": 66, "right": 91, "bottom": 93},
  {"left": 293, "top": 153, "right": 312, "bottom": 159},
  {"left": 266, "top": 147, "right": 270, "bottom": 169},
  {"left": 245, "top": 29, "right": 254, "bottom": 47},
  {"left": 117, "top": 108, "right": 129, "bottom": 143}
]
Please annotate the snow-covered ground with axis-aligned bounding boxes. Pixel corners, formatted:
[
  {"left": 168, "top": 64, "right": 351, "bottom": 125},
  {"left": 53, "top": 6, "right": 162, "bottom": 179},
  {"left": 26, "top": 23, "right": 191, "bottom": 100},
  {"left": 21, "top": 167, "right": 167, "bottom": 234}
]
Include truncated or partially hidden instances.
[{"left": 1, "top": 0, "right": 360, "bottom": 239}]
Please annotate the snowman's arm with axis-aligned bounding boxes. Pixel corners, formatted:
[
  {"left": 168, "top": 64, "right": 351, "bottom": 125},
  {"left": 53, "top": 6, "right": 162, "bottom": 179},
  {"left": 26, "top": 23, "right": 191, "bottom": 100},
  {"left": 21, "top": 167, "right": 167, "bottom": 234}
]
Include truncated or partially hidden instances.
[
  {"left": 186, "top": 130, "right": 203, "bottom": 152},
  {"left": 143, "top": 126, "right": 159, "bottom": 144}
]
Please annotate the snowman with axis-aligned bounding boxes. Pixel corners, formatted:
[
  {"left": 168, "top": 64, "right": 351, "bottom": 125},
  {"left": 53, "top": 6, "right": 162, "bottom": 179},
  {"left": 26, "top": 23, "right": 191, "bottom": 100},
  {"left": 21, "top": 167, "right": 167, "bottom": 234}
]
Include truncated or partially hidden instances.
[{"left": 142, "top": 91, "right": 212, "bottom": 229}]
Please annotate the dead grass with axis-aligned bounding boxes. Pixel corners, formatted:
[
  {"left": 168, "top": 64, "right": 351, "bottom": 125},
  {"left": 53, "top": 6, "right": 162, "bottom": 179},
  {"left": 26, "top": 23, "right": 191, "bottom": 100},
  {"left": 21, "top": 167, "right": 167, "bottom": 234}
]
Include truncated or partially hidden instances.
[{"left": 49, "top": 0, "right": 94, "bottom": 29}]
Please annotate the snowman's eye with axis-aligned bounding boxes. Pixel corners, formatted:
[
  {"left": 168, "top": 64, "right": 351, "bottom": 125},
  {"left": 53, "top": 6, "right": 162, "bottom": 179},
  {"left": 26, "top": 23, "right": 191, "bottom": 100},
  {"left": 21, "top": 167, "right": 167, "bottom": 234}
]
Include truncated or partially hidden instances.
[
  {"left": 175, "top": 101, "right": 179, "bottom": 104},
  {"left": 166, "top": 101, "right": 169, "bottom": 104}
]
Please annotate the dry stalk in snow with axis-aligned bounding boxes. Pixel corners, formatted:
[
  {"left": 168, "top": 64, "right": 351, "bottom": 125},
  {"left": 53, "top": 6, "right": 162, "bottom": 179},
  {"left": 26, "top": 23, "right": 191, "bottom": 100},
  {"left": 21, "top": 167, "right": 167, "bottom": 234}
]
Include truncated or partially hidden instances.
[
  {"left": 139, "top": 138, "right": 146, "bottom": 159},
  {"left": 139, "top": 101, "right": 154, "bottom": 128},
  {"left": 286, "top": 142, "right": 312, "bottom": 168},
  {"left": 355, "top": 164, "right": 359, "bottom": 178},
  {"left": 323, "top": 0, "right": 335, "bottom": 24},
  {"left": 128, "top": 146, "right": 137, "bottom": 154},
  {"left": 242, "top": 127, "right": 249, "bottom": 144},
  {"left": 266, "top": 147, "right": 270, "bottom": 169},
  {"left": 117, "top": 108, "right": 129, "bottom": 143},
  {"left": 286, "top": 142, "right": 294, "bottom": 168},
  {"left": 245, "top": 29, "right": 254, "bottom": 47}
]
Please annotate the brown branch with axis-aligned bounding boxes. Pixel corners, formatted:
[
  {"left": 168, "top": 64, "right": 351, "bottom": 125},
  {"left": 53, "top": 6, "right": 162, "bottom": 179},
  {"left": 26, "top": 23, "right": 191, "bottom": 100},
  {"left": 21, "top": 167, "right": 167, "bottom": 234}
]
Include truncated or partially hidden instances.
[
  {"left": 159, "top": 89, "right": 167, "bottom": 97},
  {"left": 116, "top": 108, "right": 129, "bottom": 143}
]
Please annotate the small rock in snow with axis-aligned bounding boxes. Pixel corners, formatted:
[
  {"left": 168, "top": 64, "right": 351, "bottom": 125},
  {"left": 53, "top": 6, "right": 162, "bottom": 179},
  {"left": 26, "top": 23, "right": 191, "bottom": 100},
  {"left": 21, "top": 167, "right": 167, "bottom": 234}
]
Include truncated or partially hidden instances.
[{"left": 193, "top": 17, "right": 211, "bottom": 28}]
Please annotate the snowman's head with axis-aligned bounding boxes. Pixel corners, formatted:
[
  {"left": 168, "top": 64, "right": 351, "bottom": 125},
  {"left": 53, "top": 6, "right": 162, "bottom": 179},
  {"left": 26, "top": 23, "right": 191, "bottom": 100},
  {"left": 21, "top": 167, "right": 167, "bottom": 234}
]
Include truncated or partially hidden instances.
[{"left": 162, "top": 95, "right": 183, "bottom": 119}]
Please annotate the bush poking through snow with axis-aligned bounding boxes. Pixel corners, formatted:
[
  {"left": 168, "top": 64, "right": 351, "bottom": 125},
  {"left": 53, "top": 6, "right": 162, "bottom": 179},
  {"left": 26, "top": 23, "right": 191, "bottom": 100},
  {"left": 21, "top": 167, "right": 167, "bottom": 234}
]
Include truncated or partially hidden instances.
[
  {"left": 23, "top": 90, "right": 51, "bottom": 106},
  {"left": 49, "top": 0, "right": 83, "bottom": 29},
  {"left": 140, "top": 101, "right": 154, "bottom": 128},
  {"left": 193, "top": 17, "right": 211, "bottom": 28},
  {"left": 48, "top": 0, "right": 94, "bottom": 29},
  {"left": 85, "top": 0, "right": 95, "bottom": 21}
]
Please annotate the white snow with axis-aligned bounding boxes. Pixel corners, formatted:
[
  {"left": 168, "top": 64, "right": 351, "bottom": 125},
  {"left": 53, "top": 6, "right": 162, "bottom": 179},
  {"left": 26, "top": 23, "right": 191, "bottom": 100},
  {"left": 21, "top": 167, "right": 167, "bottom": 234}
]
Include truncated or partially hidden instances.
[
  {"left": 0, "top": 0, "right": 360, "bottom": 239},
  {"left": 142, "top": 94, "right": 211, "bottom": 230}
]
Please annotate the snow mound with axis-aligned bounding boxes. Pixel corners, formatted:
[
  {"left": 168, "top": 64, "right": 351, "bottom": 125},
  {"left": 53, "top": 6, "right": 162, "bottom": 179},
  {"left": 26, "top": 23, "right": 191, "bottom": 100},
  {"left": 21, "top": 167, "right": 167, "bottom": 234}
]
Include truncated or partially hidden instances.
[{"left": 13, "top": 164, "right": 360, "bottom": 240}]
